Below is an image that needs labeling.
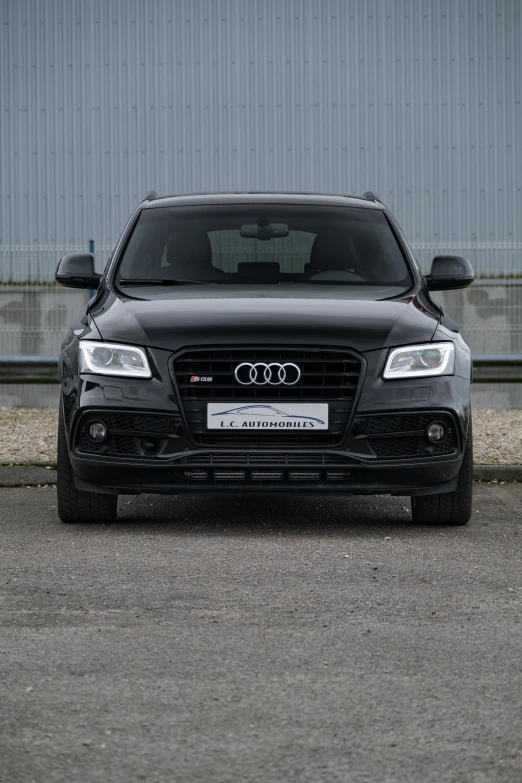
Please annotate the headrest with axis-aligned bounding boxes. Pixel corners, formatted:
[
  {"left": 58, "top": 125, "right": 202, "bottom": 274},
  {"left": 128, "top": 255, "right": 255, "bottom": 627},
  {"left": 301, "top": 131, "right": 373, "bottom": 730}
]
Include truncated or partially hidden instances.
[
  {"left": 309, "top": 231, "right": 358, "bottom": 271},
  {"left": 237, "top": 262, "right": 281, "bottom": 281},
  {"left": 167, "top": 230, "right": 212, "bottom": 270}
]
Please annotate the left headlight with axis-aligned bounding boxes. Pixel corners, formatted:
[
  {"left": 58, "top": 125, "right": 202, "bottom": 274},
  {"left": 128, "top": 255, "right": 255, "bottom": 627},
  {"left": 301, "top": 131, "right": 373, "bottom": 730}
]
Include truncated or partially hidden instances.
[
  {"left": 383, "top": 342, "right": 455, "bottom": 380},
  {"left": 78, "top": 340, "right": 152, "bottom": 378}
]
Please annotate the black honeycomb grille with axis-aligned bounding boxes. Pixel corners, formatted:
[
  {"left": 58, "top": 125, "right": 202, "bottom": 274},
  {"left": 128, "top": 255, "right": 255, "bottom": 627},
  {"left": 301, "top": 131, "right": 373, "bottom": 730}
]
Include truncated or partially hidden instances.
[
  {"left": 77, "top": 432, "right": 142, "bottom": 457},
  {"left": 74, "top": 411, "right": 182, "bottom": 459},
  {"left": 369, "top": 433, "right": 455, "bottom": 458},
  {"left": 353, "top": 411, "right": 458, "bottom": 459},
  {"left": 83, "top": 412, "right": 181, "bottom": 434},
  {"left": 362, "top": 413, "right": 451, "bottom": 435}
]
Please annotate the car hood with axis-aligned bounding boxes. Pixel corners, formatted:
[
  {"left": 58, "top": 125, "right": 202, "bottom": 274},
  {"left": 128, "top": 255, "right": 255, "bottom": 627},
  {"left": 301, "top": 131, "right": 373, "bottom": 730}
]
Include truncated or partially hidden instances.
[{"left": 91, "top": 288, "right": 439, "bottom": 354}]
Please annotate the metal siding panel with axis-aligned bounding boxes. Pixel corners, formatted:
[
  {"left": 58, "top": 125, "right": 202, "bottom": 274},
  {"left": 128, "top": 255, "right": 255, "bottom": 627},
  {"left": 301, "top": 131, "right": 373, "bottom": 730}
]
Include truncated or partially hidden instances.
[
  {"left": 0, "top": 0, "right": 521, "bottom": 354},
  {"left": 1, "top": 0, "right": 521, "bottom": 265}
]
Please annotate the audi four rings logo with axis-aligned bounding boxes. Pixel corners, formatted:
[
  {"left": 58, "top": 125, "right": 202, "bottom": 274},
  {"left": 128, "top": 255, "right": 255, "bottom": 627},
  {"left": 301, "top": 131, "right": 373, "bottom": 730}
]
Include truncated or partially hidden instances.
[{"left": 234, "top": 362, "right": 301, "bottom": 386}]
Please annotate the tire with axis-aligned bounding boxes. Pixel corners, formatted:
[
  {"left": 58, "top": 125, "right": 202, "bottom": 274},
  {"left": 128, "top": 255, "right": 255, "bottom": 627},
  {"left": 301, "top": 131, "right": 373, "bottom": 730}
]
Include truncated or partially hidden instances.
[
  {"left": 411, "top": 420, "right": 473, "bottom": 526},
  {"left": 57, "top": 403, "right": 118, "bottom": 523}
]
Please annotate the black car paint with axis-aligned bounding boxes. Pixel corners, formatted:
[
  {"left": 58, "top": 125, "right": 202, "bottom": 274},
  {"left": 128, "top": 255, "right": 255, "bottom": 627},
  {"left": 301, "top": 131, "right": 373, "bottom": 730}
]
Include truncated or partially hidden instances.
[
  {"left": 85, "top": 290, "right": 439, "bottom": 353},
  {"left": 58, "top": 193, "right": 472, "bottom": 497}
]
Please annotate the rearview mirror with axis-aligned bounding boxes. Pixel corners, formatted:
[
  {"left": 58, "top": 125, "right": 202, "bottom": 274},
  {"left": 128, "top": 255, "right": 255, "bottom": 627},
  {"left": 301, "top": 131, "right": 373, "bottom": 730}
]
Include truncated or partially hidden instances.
[
  {"left": 425, "top": 256, "right": 474, "bottom": 291},
  {"left": 239, "top": 223, "right": 289, "bottom": 240},
  {"left": 55, "top": 253, "right": 102, "bottom": 289}
]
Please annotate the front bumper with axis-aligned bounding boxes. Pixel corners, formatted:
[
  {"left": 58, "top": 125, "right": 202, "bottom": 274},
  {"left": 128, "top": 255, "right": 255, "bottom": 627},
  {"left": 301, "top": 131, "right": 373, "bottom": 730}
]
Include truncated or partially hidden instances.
[
  {"left": 62, "top": 348, "right": 471, "bottom": 497},
  {"left": 71, "top": 451, "right": 462, "bottom": 497}
]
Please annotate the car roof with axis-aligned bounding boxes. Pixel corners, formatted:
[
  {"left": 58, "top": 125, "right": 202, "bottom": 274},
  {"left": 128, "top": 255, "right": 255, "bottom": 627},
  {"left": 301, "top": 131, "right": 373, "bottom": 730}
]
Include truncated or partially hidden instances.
[{"left": 141, "top": 192, "right": 384, "bottom": 210}]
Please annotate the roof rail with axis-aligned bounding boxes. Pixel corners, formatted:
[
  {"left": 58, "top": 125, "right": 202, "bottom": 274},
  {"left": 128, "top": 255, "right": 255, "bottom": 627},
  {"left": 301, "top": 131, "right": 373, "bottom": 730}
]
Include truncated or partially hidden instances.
[
  {"left": 145, "top": 190, "right": 159, "bottom": 201},
  {"left": 362, "top": 190, "right": 382, "bottom": 203}
]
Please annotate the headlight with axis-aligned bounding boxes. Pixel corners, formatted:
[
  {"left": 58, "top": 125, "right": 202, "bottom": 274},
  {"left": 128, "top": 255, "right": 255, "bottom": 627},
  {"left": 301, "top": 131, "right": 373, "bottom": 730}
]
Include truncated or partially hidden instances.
[
  {"left": 78, "top": 340, "right": 152, "bottom": 378},
  {"left": 383, "top": 342, "right": 455, "bottom": 379}
]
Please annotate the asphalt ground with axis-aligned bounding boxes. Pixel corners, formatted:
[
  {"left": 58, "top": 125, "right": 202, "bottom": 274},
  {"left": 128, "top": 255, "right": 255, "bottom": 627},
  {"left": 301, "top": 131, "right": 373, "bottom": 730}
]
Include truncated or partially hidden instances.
[{"left": 1, "top": 484, "right": 521, "bottom": 783}]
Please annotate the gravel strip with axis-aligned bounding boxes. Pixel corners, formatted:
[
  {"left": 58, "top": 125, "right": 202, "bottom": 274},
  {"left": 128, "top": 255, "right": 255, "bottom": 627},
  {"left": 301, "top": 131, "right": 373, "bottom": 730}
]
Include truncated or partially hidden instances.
[
  {"left": 0, "top": 407, "right": 520, "bottom": 466},
  {"left": 0, "top": 408, "right": 58, "bottom": 465},
  {"left": 473, "top": 409, "right": 522, "bottom": 465}
]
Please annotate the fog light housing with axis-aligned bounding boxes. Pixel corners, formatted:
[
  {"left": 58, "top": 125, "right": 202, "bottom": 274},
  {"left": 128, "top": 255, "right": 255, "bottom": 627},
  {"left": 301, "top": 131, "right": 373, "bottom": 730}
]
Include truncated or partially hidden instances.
[
  {"left": 88, "top": 421, "right": 108, "bottom": 442},
  {"left": 142, "top": 440, "right": 158, "bottom": 455},
  {"left": 426, "top": 422, "right": 446, "bottom": 443}
]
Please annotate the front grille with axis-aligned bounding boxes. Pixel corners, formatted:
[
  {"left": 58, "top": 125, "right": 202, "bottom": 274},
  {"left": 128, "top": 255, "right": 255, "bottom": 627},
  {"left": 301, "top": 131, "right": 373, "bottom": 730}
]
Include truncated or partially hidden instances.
[
  {"left": 353, "top": 411, "right": 458, "bottom": 459},
  {"left": 75, "top": 411, "right": 182, "bottom": 459},
  {"left": 172, "top": 348, "right": 362, "bottom": 446}
]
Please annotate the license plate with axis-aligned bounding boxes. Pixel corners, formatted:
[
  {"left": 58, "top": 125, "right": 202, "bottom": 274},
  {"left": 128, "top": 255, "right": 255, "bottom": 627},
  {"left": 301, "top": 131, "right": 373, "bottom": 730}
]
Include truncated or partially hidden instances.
[{"left": 207, "top": 402, "right": 329, "bottom": 431}]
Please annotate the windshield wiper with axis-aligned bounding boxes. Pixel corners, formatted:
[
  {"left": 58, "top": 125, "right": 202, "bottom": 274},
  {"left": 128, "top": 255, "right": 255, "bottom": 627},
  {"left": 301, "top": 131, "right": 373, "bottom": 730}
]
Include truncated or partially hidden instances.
[{"left": 119, "top": 278, "right": 216, "bottom": 286}]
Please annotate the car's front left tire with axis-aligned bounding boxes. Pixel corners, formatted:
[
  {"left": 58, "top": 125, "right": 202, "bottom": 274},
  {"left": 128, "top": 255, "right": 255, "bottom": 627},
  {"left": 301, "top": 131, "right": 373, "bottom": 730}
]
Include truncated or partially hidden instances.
[{"left": 57, "top": 404, "right": 118, "bottom": 524}]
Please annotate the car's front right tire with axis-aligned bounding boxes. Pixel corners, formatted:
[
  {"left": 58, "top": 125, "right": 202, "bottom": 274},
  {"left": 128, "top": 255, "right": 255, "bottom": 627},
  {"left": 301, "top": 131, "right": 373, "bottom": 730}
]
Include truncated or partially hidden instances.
[
  {"left": 57, "top": 404, "right": 118, "bottom": 524},
  {"left": 410, "top": 420, "right": 473, "bottom": 526}
]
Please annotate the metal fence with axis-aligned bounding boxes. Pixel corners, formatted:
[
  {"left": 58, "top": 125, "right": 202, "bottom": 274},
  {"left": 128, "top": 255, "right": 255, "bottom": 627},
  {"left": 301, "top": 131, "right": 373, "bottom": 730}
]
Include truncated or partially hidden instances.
[{"left": 2, "top": 240, "right": 522, "bottom": 284}]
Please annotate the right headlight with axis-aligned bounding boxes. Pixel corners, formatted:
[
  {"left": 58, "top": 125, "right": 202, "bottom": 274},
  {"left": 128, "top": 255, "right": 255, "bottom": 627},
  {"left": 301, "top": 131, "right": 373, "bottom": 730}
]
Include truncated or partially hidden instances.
[
  {"left": 78, "top": 340, "right": 152, "bottom": 378},
  {"left": 383, "top": 342, "right": 455, "bottom": 379}
]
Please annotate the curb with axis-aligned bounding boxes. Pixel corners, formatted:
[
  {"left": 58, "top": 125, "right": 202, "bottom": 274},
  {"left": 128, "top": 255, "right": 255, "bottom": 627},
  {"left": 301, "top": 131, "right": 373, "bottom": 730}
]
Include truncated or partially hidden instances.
[
  {"left": 472, "top": 465, "right": 521, "bottom": 482},
  {"left": 0, "top": 461, "right": 57, "bottom": 469},
  {"left": 0, "top": 464, "right": 520, "bottom": 487},
  {"left": 0, "top": 466, "right": 57, "bottom": 487}
]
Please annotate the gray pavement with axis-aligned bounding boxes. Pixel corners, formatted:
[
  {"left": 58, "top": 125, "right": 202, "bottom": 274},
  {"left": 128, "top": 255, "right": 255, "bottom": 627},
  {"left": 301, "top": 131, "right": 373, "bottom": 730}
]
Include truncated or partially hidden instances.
[{"left": 1, "top": 484, "right": 522, "bottom": 783}]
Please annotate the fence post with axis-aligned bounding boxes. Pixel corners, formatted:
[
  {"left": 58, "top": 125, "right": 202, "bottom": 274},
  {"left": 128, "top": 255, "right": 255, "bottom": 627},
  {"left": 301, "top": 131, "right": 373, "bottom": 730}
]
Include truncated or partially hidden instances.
[{"left": 89, "top": 239, "right": 95, "bottom": 298}]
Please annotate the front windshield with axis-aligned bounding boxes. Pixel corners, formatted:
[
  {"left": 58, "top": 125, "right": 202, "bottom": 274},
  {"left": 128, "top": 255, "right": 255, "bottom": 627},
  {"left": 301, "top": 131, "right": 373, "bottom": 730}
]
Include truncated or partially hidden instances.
[{"left": 117, "top": 204, "right": 412, "bottom": 294}]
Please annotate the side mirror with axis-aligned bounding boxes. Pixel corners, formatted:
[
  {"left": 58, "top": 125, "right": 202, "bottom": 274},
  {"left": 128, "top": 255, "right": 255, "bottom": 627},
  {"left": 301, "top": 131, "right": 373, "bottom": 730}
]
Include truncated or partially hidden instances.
[
  {"left": 425, "top": 255, "right": 474, "bottom": 291},
  {"left": 55, "top": 253, "right": 102, "bottom": 289}
]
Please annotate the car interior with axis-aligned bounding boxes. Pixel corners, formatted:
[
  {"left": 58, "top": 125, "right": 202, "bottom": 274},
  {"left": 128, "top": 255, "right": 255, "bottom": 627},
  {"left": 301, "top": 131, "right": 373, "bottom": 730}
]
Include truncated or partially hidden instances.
[{"left": 118, "top": 209, "right": 412, "bottom": 286}]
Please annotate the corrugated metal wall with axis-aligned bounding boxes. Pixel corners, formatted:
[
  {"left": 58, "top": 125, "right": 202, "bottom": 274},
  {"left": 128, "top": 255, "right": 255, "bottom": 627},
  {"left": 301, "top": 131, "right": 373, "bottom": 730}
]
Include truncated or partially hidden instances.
[{"left": 1, "top": 0, "right": 521, "bottom": 280}]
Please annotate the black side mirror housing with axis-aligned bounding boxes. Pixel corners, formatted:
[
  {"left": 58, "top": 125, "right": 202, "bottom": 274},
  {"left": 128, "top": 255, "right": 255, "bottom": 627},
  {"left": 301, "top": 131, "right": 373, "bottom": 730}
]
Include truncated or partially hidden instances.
[
  {"left": 425, "top": 255, "right": 474, "bottom": 291},
  {"left": 55, "top": 253, "right": 102, "bottom": 289}
]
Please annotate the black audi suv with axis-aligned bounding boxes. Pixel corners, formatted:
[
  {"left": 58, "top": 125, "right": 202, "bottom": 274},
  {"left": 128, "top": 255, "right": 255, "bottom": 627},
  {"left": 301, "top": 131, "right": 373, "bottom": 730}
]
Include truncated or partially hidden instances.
[{"left": 55, "top": 192, "right": 474, "bottom": 525}]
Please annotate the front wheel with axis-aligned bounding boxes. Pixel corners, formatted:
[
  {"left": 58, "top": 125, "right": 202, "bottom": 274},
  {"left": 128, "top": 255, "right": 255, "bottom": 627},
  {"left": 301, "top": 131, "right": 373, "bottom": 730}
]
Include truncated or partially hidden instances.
[
  {"left": 57, "top": 404, "right": 118, "bottom": 523},
  {"left": 411, "top": 421, "right": 473, "bottom": 526}
]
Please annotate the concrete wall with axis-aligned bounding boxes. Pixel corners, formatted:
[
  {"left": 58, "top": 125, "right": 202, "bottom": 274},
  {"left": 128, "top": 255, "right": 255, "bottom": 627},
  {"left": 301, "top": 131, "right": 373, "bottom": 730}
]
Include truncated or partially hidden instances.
[
  {"left": 435, "top": 284, "right": 522, "bottom": 355},
  {"left": 0, "top": 284, "right": 520, "bottom": 358},
  {"left": 0, "top": 287, "right": 88, "bottom": 357},
  {"left": 0, "top": 283, "right": 520, "bottom": 408}
]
